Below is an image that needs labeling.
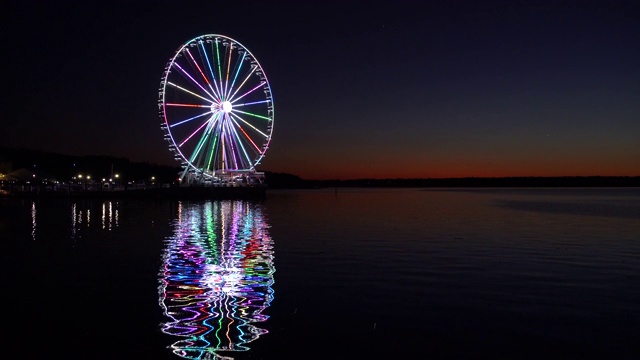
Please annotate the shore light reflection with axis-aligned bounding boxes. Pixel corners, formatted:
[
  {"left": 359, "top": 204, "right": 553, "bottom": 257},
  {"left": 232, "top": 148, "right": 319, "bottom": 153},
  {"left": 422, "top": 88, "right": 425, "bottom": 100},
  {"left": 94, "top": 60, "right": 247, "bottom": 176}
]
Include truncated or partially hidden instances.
[
  {"left": 31, "top": 201, "right": 36, "bottom": 240},
  {"left": 26, "top": 200, "right": 120, "bottom": 242},
  {"left": 159, "top": 200, "right": 275, "bottom": 359}
]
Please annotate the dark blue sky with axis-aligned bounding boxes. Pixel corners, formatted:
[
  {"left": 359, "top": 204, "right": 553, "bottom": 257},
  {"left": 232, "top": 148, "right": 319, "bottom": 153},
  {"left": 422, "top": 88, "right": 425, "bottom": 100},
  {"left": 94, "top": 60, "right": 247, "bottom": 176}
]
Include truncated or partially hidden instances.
[{"left": 3, "top": 0, "right": 639, "bottom": 179}]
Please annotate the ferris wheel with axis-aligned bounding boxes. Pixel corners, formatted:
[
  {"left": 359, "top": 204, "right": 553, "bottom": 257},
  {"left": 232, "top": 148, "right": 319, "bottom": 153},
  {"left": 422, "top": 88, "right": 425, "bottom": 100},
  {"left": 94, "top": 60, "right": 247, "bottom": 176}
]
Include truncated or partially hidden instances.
[{"left": 158, "top": 34, "right": 274, "bottom": 184}]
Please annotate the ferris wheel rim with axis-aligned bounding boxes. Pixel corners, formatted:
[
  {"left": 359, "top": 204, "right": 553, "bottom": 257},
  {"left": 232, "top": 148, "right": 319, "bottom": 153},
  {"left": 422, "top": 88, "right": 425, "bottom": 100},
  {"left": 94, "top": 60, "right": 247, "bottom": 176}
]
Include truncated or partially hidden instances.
[{"left": 158, "top": 34, "right": 274, "bottom": 180}]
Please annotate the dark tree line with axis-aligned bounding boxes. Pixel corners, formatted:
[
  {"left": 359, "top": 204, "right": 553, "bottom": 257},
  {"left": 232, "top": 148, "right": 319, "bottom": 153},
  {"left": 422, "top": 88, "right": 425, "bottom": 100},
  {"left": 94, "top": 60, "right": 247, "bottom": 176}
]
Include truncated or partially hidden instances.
[{"left": 0, "top": 146, "right": 181, "bottom": 184}]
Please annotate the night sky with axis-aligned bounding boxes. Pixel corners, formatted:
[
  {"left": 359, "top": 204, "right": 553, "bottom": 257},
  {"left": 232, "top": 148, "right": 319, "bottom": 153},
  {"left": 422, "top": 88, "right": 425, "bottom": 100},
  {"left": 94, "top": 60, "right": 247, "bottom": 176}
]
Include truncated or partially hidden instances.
[{"left": 3, "top": 0, "right": 639, "bottom": 180}]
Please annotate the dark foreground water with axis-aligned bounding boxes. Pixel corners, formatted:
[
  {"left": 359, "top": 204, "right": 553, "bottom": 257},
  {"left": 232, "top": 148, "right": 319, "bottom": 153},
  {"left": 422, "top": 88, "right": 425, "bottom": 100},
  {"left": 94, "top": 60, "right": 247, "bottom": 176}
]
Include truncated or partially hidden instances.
[{"left": 2, "top": 188, "right": 639, "bottom": 359}]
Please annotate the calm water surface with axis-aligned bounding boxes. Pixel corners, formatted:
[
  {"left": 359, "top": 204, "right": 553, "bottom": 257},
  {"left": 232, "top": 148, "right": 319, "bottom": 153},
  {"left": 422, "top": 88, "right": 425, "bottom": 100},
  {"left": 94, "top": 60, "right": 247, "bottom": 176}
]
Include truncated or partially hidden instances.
[{"left": 2, "top": 188, "right": 639, "bottom": 359}]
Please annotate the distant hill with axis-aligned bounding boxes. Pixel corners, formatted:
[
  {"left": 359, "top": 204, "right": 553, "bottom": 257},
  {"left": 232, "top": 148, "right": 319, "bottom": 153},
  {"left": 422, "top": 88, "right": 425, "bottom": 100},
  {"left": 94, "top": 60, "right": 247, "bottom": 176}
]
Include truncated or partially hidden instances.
[
  {"left": 303, "top": 176, "right": 640, "bottom": 188},
  {"left": 262, "top": 171, "right": 309, "bottom": 189},
  {"left": 0, "top": 146, "right": 182, "bottom": 183},
  {"left": 2, "top": 146, "right": 638, "bottom": 188},
  {"left": 262, "top": 174, "right": 640, "bottom": 188}
]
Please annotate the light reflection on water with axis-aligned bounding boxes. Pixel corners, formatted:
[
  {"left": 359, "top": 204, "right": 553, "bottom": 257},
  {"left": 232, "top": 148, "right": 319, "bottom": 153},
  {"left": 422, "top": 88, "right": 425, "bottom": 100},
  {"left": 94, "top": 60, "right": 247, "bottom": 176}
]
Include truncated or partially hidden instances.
[
  {"left": 158, "top": 200, "right": 275, "bottom": 360},
  {"left": 31, "top": 201, "right": 36, "bottom": 240},
  {"left": 69, "top": 201, "right": 119, "bottom": 241},
  {"left": 24, "top": 199, "right": 121, "bottom": 241},
  {"left": 3, "top": 188, "right": 638, "bottom": 358},
  {"left": 101, "top": 201, "right": 118, "bottom": 230}
]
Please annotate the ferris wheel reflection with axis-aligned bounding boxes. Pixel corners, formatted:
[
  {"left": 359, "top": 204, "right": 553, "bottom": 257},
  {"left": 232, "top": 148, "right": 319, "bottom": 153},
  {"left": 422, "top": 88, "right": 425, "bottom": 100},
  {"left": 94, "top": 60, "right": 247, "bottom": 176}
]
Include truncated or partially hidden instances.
[{"left": 158, "top": 200, "right": 275, "bottom": 359}]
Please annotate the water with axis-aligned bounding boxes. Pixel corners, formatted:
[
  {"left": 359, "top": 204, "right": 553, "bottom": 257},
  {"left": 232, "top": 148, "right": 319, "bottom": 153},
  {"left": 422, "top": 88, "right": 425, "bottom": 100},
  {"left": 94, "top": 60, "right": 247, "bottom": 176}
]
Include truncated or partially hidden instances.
[{"left": 2, "top": 188, "right": 639, "bottom": 359}]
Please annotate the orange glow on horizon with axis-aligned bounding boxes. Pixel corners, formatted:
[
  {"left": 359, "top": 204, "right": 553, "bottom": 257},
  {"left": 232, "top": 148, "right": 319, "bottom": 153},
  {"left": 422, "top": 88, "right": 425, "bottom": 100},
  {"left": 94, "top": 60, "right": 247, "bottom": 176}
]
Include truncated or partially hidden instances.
[{"left": 264, "top": 160, "right": 640, "bottom": 181}]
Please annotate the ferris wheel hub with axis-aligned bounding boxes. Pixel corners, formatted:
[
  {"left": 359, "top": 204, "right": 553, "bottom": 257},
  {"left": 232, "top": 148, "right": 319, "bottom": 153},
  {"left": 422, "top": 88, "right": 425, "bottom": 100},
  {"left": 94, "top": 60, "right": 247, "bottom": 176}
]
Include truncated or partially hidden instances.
[{"left": 222, "top": 101, "right": 233, "bottom": 113}]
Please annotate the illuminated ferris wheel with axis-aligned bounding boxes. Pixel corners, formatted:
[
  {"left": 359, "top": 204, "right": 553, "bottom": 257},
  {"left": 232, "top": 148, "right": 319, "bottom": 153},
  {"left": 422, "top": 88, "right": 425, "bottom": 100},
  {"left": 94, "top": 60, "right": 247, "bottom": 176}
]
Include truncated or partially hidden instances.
[{"left": 158, "top": 34, "right": 274, "bottom": 184}]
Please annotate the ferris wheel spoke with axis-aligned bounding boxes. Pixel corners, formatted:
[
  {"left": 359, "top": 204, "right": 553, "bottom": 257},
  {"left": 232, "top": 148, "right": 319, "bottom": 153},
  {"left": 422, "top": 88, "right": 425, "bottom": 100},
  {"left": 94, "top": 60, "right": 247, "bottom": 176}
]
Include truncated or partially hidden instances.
[
  {"left": 200, "top": 40, "right": 224, "bottom": 102},
  {"left": 189, "top": 126, "right": 214, "bottom": 168},
  {"left": 223, "top": 42, "right": 234, "bottom": 101},
  {"left": 184, "top": 48, "right": 215, "bottom": 92},
  {"left": 174, "top": 62, "right": 216, "bottom": 100},
  {"left": 229, "top": 118, "right": 262, "bottom": 153},
  {"left": 227, "top": 120, "right": 255, "bottom": 167},
  {"left": 223, "top": 121, "right": 241, "bottom": 169},
  {"left": 232, "top": 99, "right": 270, "bottom": 108},
  {"left": 230, "top": 82, "right": 265, "bottom": 104},
  {"left": 227, "top": 51, "right": 247, "bottom": 100},
  {"left": 231, "top": 51, "right": 247, "bottom": 93},
  {"left": 167, "top": 81, "right": 214, "bottom": 104},
  {"left": 213, "top": 40, "right": 224, "bottom": 97},
  {"left": 227, "top": 66, "right": 258, "bottom": 102},
  {"left": 188, "top": 118, "right": 220, "bottom": 168},
  {"left": 211, "top": 39, "right": 229, "bottom": 103},
  {"left": 232, "top": 109, "right": 271, "bottom": 121},
  {"left": 232, "top": 125, "right": 253, "bottom": 169},
  {"left": 230, "top": 112, "right": 268, "bottom": 138},
  {"left": 220, "top": 123, "right": 233, "bottom": 169},
  {"left": 220, "top": 120, "right": 234, "bottom": 168},
  {"left": 204, "top": 124, "right": 221, "bottom": 171},
  {"left": 178, "top": 114, "right": 216, "bottom": 148},
  {"left": 170, "top": 110, "right": 213, "bottom": 128},
  {"left": 165, "top": 102, "right": 209, "bottom": 108},
  {"left": 204, "top": 133, "right": 219, "bottom": 172}
]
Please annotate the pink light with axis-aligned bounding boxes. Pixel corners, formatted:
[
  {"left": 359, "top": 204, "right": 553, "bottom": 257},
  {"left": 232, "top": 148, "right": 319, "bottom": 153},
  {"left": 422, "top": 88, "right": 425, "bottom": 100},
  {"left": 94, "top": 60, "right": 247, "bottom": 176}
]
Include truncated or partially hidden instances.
[
  {"left": 230, "top": 82, "right": 264, "bottom": 103},
  {"left": 166, "top": 103, "right": 208, "bottom": 108},
  {"left": 185, "top": 48, "right": 211, "bottom": 86},
  {"left": 237, "top": 124, "right": 261, "bottom": 152},
  {"left": 179, "top": 118, "right": 211, "bottom": 147},
  {"left": 174, "top": 62, "right": 215, "bottom": 100}
]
